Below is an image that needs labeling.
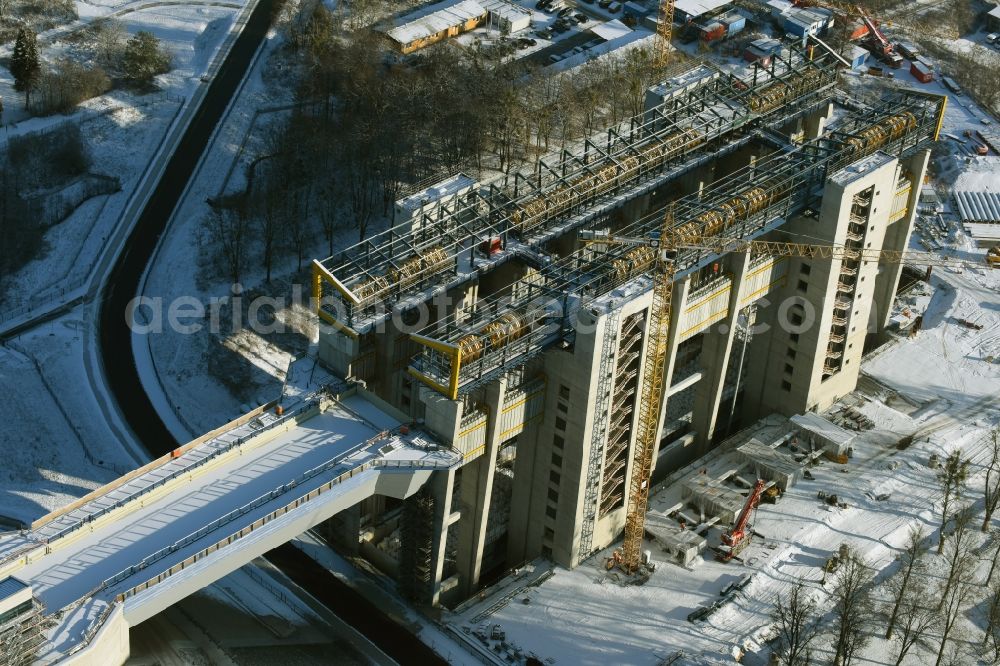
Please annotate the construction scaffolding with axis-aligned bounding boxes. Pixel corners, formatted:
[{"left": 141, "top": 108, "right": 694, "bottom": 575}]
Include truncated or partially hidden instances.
[
  {"left": 407, "top": 89, "right": 945, "bottom": 399},
  {"left": 312, "top": 46, "right": 842, "bottom": 335},
  {"left": 0, "top": 598, "right": 45, "bottom": 666},
  {"left": 399, "top": 487, "right": 436, "bottom": 604}
]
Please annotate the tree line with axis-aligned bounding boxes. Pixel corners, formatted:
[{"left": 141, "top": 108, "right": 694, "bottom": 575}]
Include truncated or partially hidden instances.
[
  {"left": 8, "top": 23, "right": 170, "bottom": 117},
  {"left": 210, "top": 2, "right": 668, "bottom": 285},
  {"left": 0, "top": 125, "right": 92, "bottom": 291}
]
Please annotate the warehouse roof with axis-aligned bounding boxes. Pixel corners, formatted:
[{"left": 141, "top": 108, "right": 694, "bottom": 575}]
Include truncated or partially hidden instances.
[
  {"left": 674, "top": 0, "right": 730, "bottom": 18},
  {"left": 481, "top": 0, "right": 531, "bottom": 22},
  {"left": 387, "top": 0, "right": 486, "bottom": 45},
  {"left": 953, "top": 157, "right": 1000, "bottom": 223},
  {"left": 591, "top": 19, "right": 632, "bottom": 41}
]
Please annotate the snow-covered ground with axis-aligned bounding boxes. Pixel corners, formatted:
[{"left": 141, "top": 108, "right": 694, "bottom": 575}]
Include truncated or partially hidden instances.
[
  {"left": 0, "top": 0, "right": 331, "bottom": 651},
  {"left": 0, "top": 319, "right": 131, "bottom": 526},
  {"left": 0, "top": 98, "right": 181, "bottom": 314},
  {"left": 0, "top": 0, "right": 249, "bottom": 321},
  {"left": 0, "top": 0, "right": 256, "bottom": 514}
]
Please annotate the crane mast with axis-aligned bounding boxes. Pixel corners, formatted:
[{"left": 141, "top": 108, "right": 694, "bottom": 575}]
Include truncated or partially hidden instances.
[
  {"left": 618, "top": 212, "right": 676, "bottom": 573},
  {"left": 655, "top": 0, "right": 674, "bottom": 69}
]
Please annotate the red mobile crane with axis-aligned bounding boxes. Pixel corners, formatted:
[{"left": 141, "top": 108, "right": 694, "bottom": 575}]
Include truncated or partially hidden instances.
[
  {"left": 856, "top": 5, "right": 903, "bottom": 68},
  {"left": 717, "top": 479, "right": 767, "bottom": 562}
]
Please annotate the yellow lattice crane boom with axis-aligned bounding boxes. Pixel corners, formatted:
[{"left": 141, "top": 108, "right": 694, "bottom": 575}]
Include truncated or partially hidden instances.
[
  {"left": 655, "top": 0, "right": 675, "bottom": 69},
  {"left": 585, "top": 227, "right": 993, "bottom": 575}
]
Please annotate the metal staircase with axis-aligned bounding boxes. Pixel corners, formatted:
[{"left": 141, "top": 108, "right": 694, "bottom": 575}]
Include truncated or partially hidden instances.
[{"left": 578, "top": 308, "right": 621, "bottom": 561}]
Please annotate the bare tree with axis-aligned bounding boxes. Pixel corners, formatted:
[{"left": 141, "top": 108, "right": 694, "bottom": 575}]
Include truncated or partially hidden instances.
[
  {"left": 616, "top": 45, "right": 657, "bottom": 120},
  {"left": 984, "top": 580, "right": 1000, "bottom": 661},
  {"left": 344, "top": 148, "right": 378, "bottom": 242},
  {"left": 935, "top": 554, "right": 974, "bottom": 666},
  {"left": 937, "top": 451, "right": 970, "bottom": 554},
  {"left": 285, "top": 182, "right": 314, "bottom": 272},
  {"left": 255, "top": 186, "right": 280, "bottom": 283},
  {"left": 938, "top": 507, "right": 976, "bottom": 611},
  {"left": 347, "top": 0, "right": 383, "bottom": 30},
  {"left": 886, "top": 526, "right": 927, "bottom": 639},
  {"left": 318, "top": 182, "right": 339, "bottom": 259},
  {"left": 209, "top": 207, "right": 249, "bottom": 285},
  {"left": 987, "top": 529, "right": 1000, "bottom": 587},
  {"left": 983, "top": 429, "right": 1000, "bottom": 532},
  {"left": 772, "top": 582, "right": 821, "bottom": 665},
  {"left": 94, "top": 18, "right": 128, "bottom": 73},
  {"left": 891, "top": 578, "right": 936, "bottom": 666},
  {"left": 830, "top": 548, "right": 873, "bottom": 666}
]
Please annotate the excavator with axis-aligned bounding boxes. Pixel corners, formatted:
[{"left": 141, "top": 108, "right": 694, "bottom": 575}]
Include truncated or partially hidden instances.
[
  {"left": 587, "top": 212, "right": 995, "bottom": 576},
  {"left": 855, "top": 5, "right": 904, "bottom": 68}
]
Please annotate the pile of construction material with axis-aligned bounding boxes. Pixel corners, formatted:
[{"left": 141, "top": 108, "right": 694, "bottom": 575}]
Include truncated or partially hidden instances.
[
  {"left": 681, "top": 473, "right": 746, "bottom": 525},
  {"left": 644, "top": 511, "right": 707, "bottom": 567},
  {"left": 735, "top": 438, "right": 803, "bottom": 491},
  {"left": 790, "top": 412, "right": 857, "bottom": 456}
]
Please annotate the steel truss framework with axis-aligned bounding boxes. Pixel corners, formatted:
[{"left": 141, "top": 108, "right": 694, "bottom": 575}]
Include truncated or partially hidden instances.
[
  {"left": 407, "top": 89, "right": 946, "bottom": 398},
  {"left": 313, "top": 46, "right": 842, "bottom": 333}
]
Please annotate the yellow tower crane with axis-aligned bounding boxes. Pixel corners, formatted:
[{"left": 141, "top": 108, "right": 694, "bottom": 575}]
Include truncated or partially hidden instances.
[
  {"left": 655, "top": 0, "right": 675, "bottom": 70},
  {"left": 584, "top": 220, "right": 994, "bottom": 575}
]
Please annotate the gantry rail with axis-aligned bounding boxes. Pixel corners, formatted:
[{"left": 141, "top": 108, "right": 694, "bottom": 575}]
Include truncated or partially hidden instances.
[{"left": 406, "top": 88, "right": 947, "bottom": 398}]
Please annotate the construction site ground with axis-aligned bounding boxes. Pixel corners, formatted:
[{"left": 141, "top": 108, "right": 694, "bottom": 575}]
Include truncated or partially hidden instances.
[{"left": 445, "top": 258, "right": 1000, "bottom": 664}]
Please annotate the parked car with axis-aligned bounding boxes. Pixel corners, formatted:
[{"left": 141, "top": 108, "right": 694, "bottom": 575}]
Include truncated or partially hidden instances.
[
  {"left": 575, "top": 12, "right": 589, "bottom": 22},
  {"left": 987, "top": 33, "right": 999, "bottom": 44},
  {"left": 536, "top": 28, "right": 553, "bottom": 38},
  {"left": 535, "top": 0, "right": 549, "bottom": 8},
  {"left": 552, "top": 20, "right": 570, "bottom": 32},
  {"left": 598, "top": 0, "right": 612, "bottom": 8},
  {"left": 607, "top": 1, "right": 621, "bottom": 12},
  {"left": 558, "top": 7, "right": 574, "bottom": 17}
]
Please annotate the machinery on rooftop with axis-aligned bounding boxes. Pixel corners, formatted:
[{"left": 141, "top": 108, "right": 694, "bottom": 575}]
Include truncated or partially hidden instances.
[
  {"left": 310, "top": 49, "right": 847, "bottom": 337},
  {"left": 403, "top": 90, "right": 948, "bottom": 406}
]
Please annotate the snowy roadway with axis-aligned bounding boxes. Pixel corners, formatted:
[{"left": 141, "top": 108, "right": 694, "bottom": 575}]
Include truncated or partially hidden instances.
[{"left": 0, "top": 388, "right": 458, "bottom": 659}]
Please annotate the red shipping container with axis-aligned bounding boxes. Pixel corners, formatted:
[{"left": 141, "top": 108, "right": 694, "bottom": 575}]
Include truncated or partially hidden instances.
[
  {"left": 480, "top": 237, "right": 503, "bottom": 256},
  {"left": 910, "top": 61, "right": 933, "bottom": 83}
]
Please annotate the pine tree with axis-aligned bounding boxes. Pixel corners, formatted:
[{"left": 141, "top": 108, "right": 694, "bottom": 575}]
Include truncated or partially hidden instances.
[
  {"left": 122, "top": 31, "right": 170, "bottom": 88},
  {"left": 10, "top": 28, "right": 41, "bottom": 109}
]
